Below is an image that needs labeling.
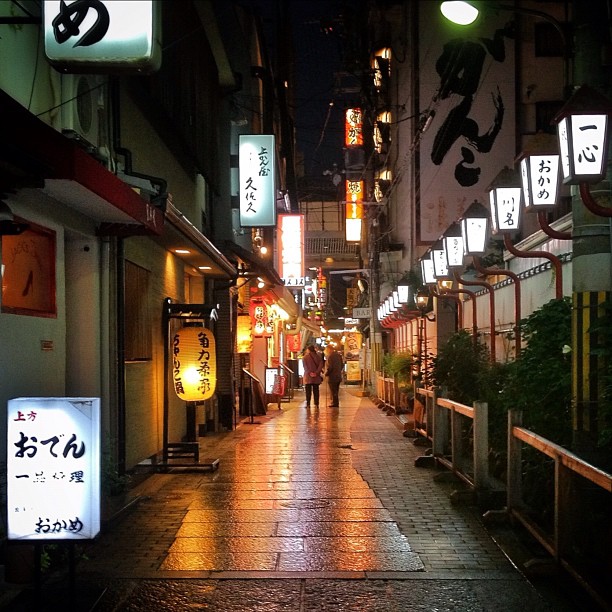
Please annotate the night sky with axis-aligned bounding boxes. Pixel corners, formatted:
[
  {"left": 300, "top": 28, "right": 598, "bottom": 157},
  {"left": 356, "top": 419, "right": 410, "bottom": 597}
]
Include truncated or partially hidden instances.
[{"left": 237, "top": 0, "right": 348, "bottom": 178}]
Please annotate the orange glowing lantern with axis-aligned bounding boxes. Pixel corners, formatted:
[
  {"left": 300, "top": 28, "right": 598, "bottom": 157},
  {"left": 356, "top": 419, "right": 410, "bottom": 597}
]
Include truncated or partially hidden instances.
[
  {"left": 250, "top": 298, "right": 268, "bottom": 337},
  {"left": 345, "top": 108, "right": 363, "bottom": 147},
  {"left": 236, "top": 314, "right": 253, "bottom": 353},
  {"left": 172, "top": 327, "right": 216, "bottom": 401},
  {"left": 287, "top": 332, "right": 301, "bottom": 353}
]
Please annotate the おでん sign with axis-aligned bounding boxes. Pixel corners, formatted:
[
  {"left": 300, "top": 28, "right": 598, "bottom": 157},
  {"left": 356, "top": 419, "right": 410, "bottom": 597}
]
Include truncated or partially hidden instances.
[{"left": 7, "top": 397, "right": 101, "bottom": 541}]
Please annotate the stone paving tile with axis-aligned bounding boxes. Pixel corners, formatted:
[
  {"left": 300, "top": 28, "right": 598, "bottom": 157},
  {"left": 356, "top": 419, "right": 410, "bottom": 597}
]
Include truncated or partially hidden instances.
[
  {"left": 275, "top": 521, "right": 407, "bottom": 538},
  {"left": 160, "top": 552, "right": 279, "bottom": 571},
  {"left": 303, "top": 535, "right": 413, "bottom": 553},
  {"left": 276, "top": 551, "right": 424, "bottom": 572},
  {"left": 169, "top": 536, "right": 304, "bottom": 553},
  {"left": 175, "top": 522, "right": 278, "bottom": 538},
  {"left": 47, "top": 388, "right": 576, "bottom": 611}
]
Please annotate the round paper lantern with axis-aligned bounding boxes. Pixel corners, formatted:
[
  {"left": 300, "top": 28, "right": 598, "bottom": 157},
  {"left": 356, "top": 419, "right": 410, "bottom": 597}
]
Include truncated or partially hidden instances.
[{"left": 172, "top": 327, "right": 216, "bottom": 401}]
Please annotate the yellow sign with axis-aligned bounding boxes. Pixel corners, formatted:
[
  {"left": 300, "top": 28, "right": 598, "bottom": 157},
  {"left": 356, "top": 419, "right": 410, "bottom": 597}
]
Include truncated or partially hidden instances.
[
  {"left": 346, "top": 360, "right": 361, "bottom": 382},
  {"left": 346, "top": 288, "right": 360, "bottom": 308}
]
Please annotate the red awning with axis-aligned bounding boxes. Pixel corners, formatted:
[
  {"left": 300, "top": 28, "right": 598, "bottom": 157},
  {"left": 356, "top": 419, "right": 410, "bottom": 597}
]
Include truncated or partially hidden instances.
[{"left": 0, "top": 89, "right": 164, "bottom": 236}]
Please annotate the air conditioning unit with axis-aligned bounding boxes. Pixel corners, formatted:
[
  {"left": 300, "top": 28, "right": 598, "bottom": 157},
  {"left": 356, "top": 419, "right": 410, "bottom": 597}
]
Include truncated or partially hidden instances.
[{"left": 60, "top": 74, "right": 105, "bottom": 146}]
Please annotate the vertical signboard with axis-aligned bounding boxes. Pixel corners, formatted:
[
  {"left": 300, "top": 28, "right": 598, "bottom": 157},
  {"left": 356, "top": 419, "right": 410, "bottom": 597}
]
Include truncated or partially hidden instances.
[
  {"left": 239, "top": 135, "right": 276, "bottom": 227},
  {"left": 345, "top": 179, "right": 364, "bottom": 242},
  {"left": 43, "top": 1, "right": 161, "bottom": 73},
  {"left": 418, "top": 1, "right": 515, "bottom": 243},
  {"left": 345, "top": 108, "right": 363, "bottom": 147},
  {"left": 7, "top": 397, "right": 101, "bottom": 541},
  {"left": 278, "top": 214, "right": 304, "bottom": 286}
]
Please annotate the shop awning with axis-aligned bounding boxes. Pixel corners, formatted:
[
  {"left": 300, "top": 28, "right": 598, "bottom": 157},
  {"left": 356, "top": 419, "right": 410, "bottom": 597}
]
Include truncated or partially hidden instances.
[
  {"left": 0, "top": 89, "right": 164, "bottom": 236},
  {"left": 223, "top": 241, "right": 321, "bottom": 336},
  {"left": 154, "top": 204, "right": 236, "bottom": 278},
  {"left": 224, "top": 240, "right": 283, "bottom": 286}
]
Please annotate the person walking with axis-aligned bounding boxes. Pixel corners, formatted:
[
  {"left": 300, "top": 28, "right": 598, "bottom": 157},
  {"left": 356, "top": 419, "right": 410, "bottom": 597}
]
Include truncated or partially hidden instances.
[
  {"left": 324, "top": 345, "right": 343, "bottom": 408},
  {"left": 302, "top": 344, "right": 324, "bottom": 408}
]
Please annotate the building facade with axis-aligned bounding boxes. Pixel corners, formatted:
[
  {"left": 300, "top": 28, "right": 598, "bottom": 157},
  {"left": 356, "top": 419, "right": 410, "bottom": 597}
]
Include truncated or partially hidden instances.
[{"left": 0, "top": 0, "right": 301, "bottom": 502}]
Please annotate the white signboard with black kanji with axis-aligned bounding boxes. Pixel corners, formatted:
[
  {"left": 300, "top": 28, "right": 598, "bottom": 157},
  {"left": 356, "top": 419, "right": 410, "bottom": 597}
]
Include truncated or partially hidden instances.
[{"left": 7, "top": 397, "right": 101, "bottom": 541}]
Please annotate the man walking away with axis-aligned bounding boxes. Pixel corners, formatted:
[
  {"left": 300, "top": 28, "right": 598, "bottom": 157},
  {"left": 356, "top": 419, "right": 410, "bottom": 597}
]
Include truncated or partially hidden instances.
[{"left": 324, "top": 345, "right": 343, "bottom": 407}]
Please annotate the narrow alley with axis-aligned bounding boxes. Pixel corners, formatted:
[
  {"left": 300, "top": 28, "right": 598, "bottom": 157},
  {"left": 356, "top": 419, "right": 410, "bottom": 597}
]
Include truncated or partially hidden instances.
[{"left": 4, "top": 387, "right": 591, "bottom": 611}]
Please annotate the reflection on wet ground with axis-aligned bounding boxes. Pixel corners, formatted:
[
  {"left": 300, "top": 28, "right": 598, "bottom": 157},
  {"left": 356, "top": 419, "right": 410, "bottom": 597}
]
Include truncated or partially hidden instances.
[{"left": 82, "top": 390, "right": 424, "bottom": 575}]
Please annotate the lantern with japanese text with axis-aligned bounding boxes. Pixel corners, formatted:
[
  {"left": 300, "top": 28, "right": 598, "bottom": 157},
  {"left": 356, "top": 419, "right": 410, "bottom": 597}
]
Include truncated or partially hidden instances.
[
  {"left": 172, "top": 327, "right": 216, "bottom": 401},
  {"left": 250, "top": 298, "right": 270, "bottom": 337},
  {"left": 345, "top": 108, "right": 363, "bottom": 147},
  {"left": 487, "top": 166, "right": 522, "bottom": 235},
  {"left": 460, "top": 200, "right": 491, "bottom": 255},
  {"left": 236, "top": 314, "right": 253, "bottom": 353},
  {"left": 553, "top": 85, "right": 612, "bottom": 185}
]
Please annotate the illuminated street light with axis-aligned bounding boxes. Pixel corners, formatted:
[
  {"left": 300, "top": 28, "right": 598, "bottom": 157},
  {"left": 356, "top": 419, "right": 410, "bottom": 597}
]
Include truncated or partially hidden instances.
[
  {"left": 460, "top": 200, "right": 490, "bottom": 256},
  {"left": 431, "top": 240, "right": 450, "bottom": 280},
  {"left": 420, "top": 252, "right": 437, "bottom": 285},
  {"left": 443, "top": 222, "right": 464, "bottom": 268},
  {"left": 487, "top": 166, "right": 522, "bottom": 235},
  {"left": 440, "top": 1, "right": 478, "bottom": 25}
]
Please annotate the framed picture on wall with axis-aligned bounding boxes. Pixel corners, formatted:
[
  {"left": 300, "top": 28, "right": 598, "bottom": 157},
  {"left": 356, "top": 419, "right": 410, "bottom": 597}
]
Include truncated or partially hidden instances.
[{"left": 1, "top": 221, "right": 57, "bottom": 317}]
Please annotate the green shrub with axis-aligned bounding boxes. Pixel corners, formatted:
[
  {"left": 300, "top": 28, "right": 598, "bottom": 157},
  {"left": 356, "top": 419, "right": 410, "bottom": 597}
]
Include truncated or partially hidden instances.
[
  {"left": 427, "top": 329, "right": 490, "bottom": 405},
  {"left": 499, "top": 298, "right": 572, "bottom": 446},
  {"left": 383, "top": 351, "right": 416, "bottom": 389}
]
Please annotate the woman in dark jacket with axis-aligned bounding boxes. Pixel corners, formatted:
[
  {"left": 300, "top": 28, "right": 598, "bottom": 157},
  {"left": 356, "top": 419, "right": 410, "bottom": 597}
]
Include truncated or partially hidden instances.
[{"left": 302, "top": 344, "right": 324, "bottom": 408}]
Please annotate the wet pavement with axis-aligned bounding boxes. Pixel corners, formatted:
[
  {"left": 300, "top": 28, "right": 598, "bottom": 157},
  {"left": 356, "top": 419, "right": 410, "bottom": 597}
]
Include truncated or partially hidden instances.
[{"left": 1, "top": 387, "right": 597, "bottom": 610}]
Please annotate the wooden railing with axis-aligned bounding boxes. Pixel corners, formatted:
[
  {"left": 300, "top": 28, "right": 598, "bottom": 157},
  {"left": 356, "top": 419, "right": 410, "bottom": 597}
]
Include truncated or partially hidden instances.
[
  {"left": 374, "top": 374, "right": 612, "bottom": 608},
  {"left": 413, "top": 386, "right": 490, "bottom": 492},
  {"left": 506, "top": 410, "right": 612, "bottom": 609}
]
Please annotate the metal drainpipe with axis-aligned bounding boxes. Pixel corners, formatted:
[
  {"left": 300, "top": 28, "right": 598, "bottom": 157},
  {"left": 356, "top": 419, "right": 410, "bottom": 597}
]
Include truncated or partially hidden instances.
[
  {"left": 472, "top": 256, "right": 522, "bottom": 357},
  {"left": 109, "top": 78, "right": 168, "bottom": 208},
  {"left": 457, "top": 272, "right": 497, "bottom": 362},
  {"left": 116, "top": 237, "right": 126, "bottom": 476}
]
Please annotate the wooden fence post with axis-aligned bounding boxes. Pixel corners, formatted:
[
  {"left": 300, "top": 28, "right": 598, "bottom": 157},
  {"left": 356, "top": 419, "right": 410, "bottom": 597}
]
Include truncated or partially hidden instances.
[
  {"left": 432, "top": 388, "right": 447, "bottom": 457},
  {"left": 507, "top": 409, "right": 523, "bottom": 510},
  {"left": 473, "top": 401, "right": 489, "bottom": 490},
  {"left": 451, "top": 406, "right": 463, "bottom": 473}
]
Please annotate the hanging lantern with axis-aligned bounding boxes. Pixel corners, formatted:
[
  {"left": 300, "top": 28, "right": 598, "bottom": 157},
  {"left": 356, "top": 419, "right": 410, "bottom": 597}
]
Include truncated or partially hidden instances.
[
  {"left": 236, "top": 314, "right": 253, "bottom": 354},
  {"left": 487, "top": 166, "right": 522, "bottom": 234},
  {"left": 172, "top": 327, "right": 216, "bottom": 401},
  {"left": 552, "top": 85, "right": 612, "bottom": 185},
  {"left": 420, "top": 252, "right": 436, "bottom": 285},
  {"left": 431, "top": 240, "right": 450, "bottom": 279},
  {"left": 287, "top": 332, "right": 301, "bottom": 353},
  {"left": 397, "top": 283, "right": 410, "bottom": 304},
  {"left": 516, "top": 133, "right": 561, "bottom": 212},
  {"left": 443, "top": 222, "right": 464, "bottom": 268},
  {"left": 460, "top": 200, "right": 490, "bottom": 255},
  {"left": 250, "top": 298, "right": 268, "bottom": 337}
]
